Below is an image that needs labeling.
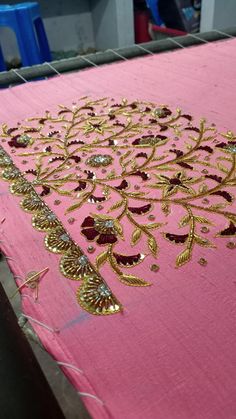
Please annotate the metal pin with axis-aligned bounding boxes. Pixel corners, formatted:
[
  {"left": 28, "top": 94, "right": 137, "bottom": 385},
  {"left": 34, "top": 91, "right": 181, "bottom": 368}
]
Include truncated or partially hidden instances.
[
  {"left": 107, "top": 49, "right": 128, "bottom": 61},
  {"left": 135, "top": 44, "right": 154, "bottom": 55},
  {"left": 79, "top": 56, "right": 98, "bottom": 67},
  {"left": 10, "top": 267, "right": 49, "bottom": 299},
  {"left": 12, "top": 68, "right": 28, "bottom": 83}
]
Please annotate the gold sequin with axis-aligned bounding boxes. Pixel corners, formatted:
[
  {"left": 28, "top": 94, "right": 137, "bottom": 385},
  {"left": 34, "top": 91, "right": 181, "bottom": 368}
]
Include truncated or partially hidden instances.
[
  {"left": 60, "top": 247, "right": 94, "bottom": 280},
  {"left": 32, "top": 209, "right": 61, "bottom": 231},
  {"left": 77, "top": 275, "right": 121, "bottom": 315},
  {"left": 45, "top": 227, "right": 73, "bottom": 254}
]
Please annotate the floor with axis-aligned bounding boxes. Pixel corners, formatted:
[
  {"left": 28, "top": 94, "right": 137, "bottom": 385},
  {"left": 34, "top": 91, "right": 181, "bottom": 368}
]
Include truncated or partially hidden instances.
[{"left": 0, "top": 255, "right": 91, "bottom": 419}]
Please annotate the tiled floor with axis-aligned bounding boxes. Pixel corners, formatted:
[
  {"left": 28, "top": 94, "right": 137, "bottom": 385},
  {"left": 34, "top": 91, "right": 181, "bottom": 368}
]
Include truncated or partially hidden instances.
[{"left": 0, "top": 255, "right": 90, "bottom": 419}]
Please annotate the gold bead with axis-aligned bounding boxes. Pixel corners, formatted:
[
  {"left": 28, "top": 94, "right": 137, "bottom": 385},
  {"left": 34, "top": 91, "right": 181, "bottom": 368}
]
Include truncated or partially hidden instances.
[
  {"left": 198, "top": 257, "right": 207, "bottom": 266},
  {"left": 54, "top": 200, "right": 61, "bottom": 206},
  {"left": 150, "top": 264, "right": 159, "bottom": 272},
  {"left": 97, "top": 204, "right": 104, "bottom": 210},
  {"left": 68, "top": 217, "right": 75, "bottom": 225},
  {"left": 200, "top": 226, "right": 209, "bottom": 233},
  {"left": 87, "top": 245, "right": 95, "bottom": 253},
  {"left": 148, "top": 214, "right": 155, "bottom": 221},
  {"left": 226, "top": 241, "right": 236, "bottom": 249}
]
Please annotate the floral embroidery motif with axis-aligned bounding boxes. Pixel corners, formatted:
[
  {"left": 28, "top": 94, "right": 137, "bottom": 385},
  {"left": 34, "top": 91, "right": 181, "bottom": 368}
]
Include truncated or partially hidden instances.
[
  {"left": 60, "top": 247, "right": 94, "bottom": 279},
  {"left": 45, "top": 227, "right": 73, "bottom": 253},
  {"left": 151, "top": 172, "right": 199, "bottom": 197},
  {"left": 8, "top": 134, "right": 33, "bottom": 148},
  {"left": 77, "top": 274, "right": 121, "bottom": 315},
  {"left": 81, "top": 215, "right": 123, "bottom": 245},
  {"left": 0, "top": 97, "right": 236, "bottom": 315}
]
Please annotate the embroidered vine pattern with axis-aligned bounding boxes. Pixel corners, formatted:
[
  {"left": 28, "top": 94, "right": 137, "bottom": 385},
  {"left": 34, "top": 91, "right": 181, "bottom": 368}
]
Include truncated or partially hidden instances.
[{"left": 1, "top": 97, "right": 236, "bottom": 291}]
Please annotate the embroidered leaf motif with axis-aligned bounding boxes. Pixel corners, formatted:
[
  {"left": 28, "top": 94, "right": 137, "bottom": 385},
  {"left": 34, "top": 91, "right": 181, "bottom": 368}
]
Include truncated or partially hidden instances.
[
  {"left": 165, "top": 233, "right": 188, "bottom": 244},
  {"left": 131, "top": 228, "right": 142, "bottom": 245},
  {"left": 120, "top": 274, "right": 151, "bottom": 287},
  {"left": 128, "top": 204, "right": 152, "bottom": 215},
  {"left": 113, "top": 252, "right": 145, "bottom": 267},
  {"left": 211, "top": 191, "right": 233, "bottom": 203},
  {"left": 96, "top": 251, "right": 108, "bottom": 269},
  {"left": 197, "top": 145, "right": 213, "bottom": 154},
  {"left": 129, "top": 171, "right": 149, "bottom": 181},
  {"left": 108, "top": 200, "right": 124, "bottom": 212},
  {"left": 217, "top": 162, "right": 229, "bottom": 174},
  {"left": 169, "top": 149, "right": 184, "bottom": 157},
  {"left": 217, "top": 222, "right": 236, "bottom": 236},
  {"left": 136, "top": 152, "right": 148, "bottom": 158},
  {"left": 176, "top": 248, "right": 191, "bottom": 267},
  {"left": 66, "top": 201, "right": 85, "bottom": 213},
  {"left": 148, "top": 236, "right": 158, "bottom": 256},
  {"left": 88, "top": 195, "right": 106, "bottom": 203},
  {"left": 146, "top": 223, "right": 163, "bottom": 229},
  {"left": 177, "top": 162, "right": 193, "bottom": 170},
  {"left": 114, "top": 179, "right": 129, "bottom": 190},
  {"left": 194, "top": 235, "right": 215, "bottom": 247},
  {"left": 179, "top": 215, "right": 190, "bottom": 227},
  {"left": 198, "top": 183, "right": 208, "bottom": 193},
  {"left": 162, "top": 202, "right": 171, "bottom": 216},
  {"left": 74, "top": 181, "right": 87, "bottom": 192},
  {"left": 40, "top": 186, "right": 50, "bottom": 196},
  {"left": 194, "top": 216, "right": 212, "bottom": 225}
]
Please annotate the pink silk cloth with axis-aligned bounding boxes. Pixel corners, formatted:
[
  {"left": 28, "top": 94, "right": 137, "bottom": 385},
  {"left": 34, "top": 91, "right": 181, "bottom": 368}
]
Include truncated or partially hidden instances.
[{"left": 0, "top": 39, "right": 236, "bottom": 419}]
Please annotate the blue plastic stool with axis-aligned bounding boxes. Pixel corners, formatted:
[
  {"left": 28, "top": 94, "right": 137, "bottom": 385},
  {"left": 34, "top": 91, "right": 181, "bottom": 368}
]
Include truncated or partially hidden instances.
[
  {"left": 0, "top": 2, "right": 51, "bottom": 71},
  {"left": 146, "top": 0, "right": 164, "bottom": 26}
]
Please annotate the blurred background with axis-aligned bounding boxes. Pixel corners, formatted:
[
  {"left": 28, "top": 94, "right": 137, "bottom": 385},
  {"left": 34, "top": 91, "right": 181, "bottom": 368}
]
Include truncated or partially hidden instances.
[{"left": 0, "top": 0, "right": 236, "bottom": 70}]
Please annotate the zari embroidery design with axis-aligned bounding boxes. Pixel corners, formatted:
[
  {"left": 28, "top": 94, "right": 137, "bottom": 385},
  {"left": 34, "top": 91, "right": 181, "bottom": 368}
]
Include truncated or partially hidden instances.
[{"left": 1, "top": 97, "right": 236, "bottom": 312}]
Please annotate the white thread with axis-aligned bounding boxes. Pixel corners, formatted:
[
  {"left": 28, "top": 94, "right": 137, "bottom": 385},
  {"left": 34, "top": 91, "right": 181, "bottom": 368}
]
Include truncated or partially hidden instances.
[
  {"left": 57, "top": 361, "right": 83, "bottom": 375},
  {"left": 214, "top": 29, "right": 234, "bottom": 39},
  {"left": 107, "top": 49, "right": 128, "bottom": 61},
  {"left": 44, "top": 61, "right": 61, "bottom": 75},
  {"left": 79, "top": 56, "right": 98, "bottom": 67},
  {"left": 5, "top": 256, "right": 16, "bottom": 261},
  {"left": 14, "top": 275, "right": 24, "bottom": 280},
  {"left": 78, "top": 392, "right": 104, "bottom": 405},
  {"left": 135, "top": 44, "right": 154, "bottom": 55},
  {"left": 22, "top": 314, "right": 60, "bottom": 333},
  {"left": 188, "top": 33, "right": 209, "bottom": 43},
  {"left": 12, "top": 69, "right": 28, "bottom": 83},
  {"left": 167, "top": 37, "right": 185, "bottom": 48}
]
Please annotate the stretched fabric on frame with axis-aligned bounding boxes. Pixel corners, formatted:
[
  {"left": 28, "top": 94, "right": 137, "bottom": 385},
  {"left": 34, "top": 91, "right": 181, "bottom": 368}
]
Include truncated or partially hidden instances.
[{"left": 0, "top": 39, "right": 236, "bottom": 419}]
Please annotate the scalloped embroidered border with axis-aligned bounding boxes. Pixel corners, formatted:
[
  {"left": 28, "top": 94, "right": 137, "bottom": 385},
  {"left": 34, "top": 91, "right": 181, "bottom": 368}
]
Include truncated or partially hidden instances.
[{"left": 0, "top": 146, "right": 122, "bottom": 316}]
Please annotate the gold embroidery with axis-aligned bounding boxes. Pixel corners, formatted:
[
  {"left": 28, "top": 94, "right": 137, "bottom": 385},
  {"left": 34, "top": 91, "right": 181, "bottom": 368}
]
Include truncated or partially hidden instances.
[
  {"left": 45, "top": 227, "right": 73, "bottom": 254},
  {"left": 0, "top": 97, "right": 236, "bottom": 313},
  {"left": 0, "top": 147, "right": 121, "bottom": 315}
]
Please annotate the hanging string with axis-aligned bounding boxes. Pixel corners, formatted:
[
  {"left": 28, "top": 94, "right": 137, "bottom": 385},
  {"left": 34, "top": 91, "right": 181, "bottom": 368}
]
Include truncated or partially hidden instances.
[
  {"left": 135, "top": 44, "right": 154, "bottom": 55},
  {"left": 107, "top": 49, "right": 128, "bottom": 61},
  {"left": 79, "top": 56, "right": 98, "bottom": 67},
  {"left": 188, "top": 33, "right": 209, "bottom": 44},
  {"left": 57, "top": 361, "right": 83, "bottom": 375},
  {"left": 12, "top": 68, "right": 28, "bottom": 83},
  {"left": 214, "top": 29, "right": 235, "bottom": 39},
  {"left": 78, "top": 392, "right": 104, "bottom": 406},
  {"left": 44, "top": 61, "right": 61, "bottom": 75},
  {"left": 167, "top": 37, "right": 185, "bottom": 48},
  {"left": 22, "top": 313, "right": 60, "bottom": 333}
]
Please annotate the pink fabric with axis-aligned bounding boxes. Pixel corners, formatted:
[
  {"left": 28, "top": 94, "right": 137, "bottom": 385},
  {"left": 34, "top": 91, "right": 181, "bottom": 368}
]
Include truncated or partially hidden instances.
[{"left": 0, "top": 39, "right": 236, "bottom": 419}]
